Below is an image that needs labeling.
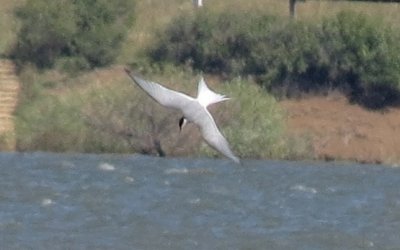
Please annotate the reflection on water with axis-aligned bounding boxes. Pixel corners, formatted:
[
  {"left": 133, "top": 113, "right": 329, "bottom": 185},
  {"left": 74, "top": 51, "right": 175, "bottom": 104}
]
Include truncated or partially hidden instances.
[{"left": 0, "top": 152, "right": 400, "bottom": 249}]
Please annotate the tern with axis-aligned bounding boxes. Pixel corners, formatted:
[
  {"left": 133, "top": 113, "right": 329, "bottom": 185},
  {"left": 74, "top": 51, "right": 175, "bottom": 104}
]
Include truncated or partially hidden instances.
[{"left": 125, "top": 68, "right": 240, "bottom": 164}]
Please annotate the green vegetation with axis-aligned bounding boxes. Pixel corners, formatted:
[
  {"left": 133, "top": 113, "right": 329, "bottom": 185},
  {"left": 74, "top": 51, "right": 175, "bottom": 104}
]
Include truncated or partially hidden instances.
[
  {"left": 150, "top": 10, "right": 400, "bottom": 109},
  {"left": 320, "top": 11, "right": 400, "bottom": 108},
  {"left": 219, "top": 79, "right": 311, "bottom": 160},
  {"left": 15, "top": 65, "right": 302, "bottom": 160},
  {"left": 0, "top": 1, "right": 23, "bottom": 56},
  {"left": 150, "top": 12, "right": 277, "bottom": 76},
  {"left": 12, "top": 0, "right": 135, "bottom": 70},
  {"left": 0, "top": 0, "right": 399, "bottom": 160}
]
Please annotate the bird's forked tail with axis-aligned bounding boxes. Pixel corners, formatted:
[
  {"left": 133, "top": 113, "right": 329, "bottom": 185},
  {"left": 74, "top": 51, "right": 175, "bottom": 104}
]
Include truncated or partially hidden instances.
[{"left": 196, "top": 77, "right": 229, "bottom": 107}]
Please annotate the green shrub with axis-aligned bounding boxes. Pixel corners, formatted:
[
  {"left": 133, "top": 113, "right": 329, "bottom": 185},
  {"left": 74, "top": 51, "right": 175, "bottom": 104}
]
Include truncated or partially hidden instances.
[
  {"left": 250, "top": 11, "right": 400, "bottom": 107},
  {"left": 218, "top": 79, "right": 289, "bottom": 159},
  {"left": 13, "top": 0, "right": 76, "bottom": 68},
  {"left": 80, "top": 74, "right": 302, "bottom": 159},
  {"left": 150, "top": 10, "right": 277, "bottom": 76},
  {"left": 250, "top": 21, "right": 326, "bottom": 94},
  {"left": 15, "top": 90, "right": 86, "bottom": 152},
  {"left": 15, "top": 65, "right": 309, "bottom": 159},
  {"left": 150, "top": 10, "right": 400, "bottom": 108},
  {"left": 80, "top": 75, "right": 189, "bottom": 156},
  {"left": 71, "top": 0, "right": 135, "bottom": 67},
  {"left": 14, "top": 66, "right": 200, "bottom": 154},
  {"left": 13, "top": 0, "right": 135, "bottom": 69},
  {"left": 320, "top": 11, "right": 400, "bottom": 108}
]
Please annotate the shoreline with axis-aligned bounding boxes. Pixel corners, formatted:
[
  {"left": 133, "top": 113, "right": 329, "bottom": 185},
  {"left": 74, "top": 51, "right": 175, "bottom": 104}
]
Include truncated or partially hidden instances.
[{"left": 0, "top": 150, "right": 397, "bottom": 167}]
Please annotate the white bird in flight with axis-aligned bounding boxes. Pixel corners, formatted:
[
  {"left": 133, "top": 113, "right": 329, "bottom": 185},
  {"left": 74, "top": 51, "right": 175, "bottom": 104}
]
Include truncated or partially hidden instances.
[{"left": 125, "top": 68, "right": 240, "bottom": 164}]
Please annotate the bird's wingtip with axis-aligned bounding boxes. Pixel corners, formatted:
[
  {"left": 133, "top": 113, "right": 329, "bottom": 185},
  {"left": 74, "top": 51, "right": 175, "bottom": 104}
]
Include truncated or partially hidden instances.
[{"left": 230, "top": 156, "right": 241, "bottom": 165}]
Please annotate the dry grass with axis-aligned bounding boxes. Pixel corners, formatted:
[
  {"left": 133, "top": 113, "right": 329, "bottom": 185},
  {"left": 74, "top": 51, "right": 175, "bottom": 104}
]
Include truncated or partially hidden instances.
[
  {"left": 211, "top": 0, "right": 400, "bottom": 27},
  {"left": 297, "top": 1, "right": 400, "bottom": 29},
  {"left": 282, "top": 93, "right": 400, "bottom": 165},
  {"left": 118, "top": 0, "right": 194, "bottom": 63}
]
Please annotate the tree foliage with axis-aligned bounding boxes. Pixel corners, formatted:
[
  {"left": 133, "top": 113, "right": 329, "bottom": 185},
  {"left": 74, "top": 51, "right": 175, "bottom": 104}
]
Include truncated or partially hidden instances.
[
  {"left": 150, "top": 10, "right": 400, "bottom": 109},
  {"left": 13, "top": 0, "right": 135, "bottom": 70}
]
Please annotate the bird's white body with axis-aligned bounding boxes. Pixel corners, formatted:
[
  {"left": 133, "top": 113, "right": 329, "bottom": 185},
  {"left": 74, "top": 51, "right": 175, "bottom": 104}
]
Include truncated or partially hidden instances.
[{"left": 125, "top": 69, "right": 240, "bottom": 164}]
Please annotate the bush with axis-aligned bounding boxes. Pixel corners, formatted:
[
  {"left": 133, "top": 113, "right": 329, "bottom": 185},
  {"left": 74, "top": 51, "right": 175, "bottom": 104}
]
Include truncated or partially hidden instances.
[
  {"left": 257, "top": 11, "right": 400, "bottom": 107},
  {"left": 15, "top": 65, "right": 308, "bottom": 160},
  {"left": 219, "top": 79, "right": 289, "bottom": 159},
  {"left": 150, "top": 10, "right": 277, "bottom": 76},
  {"left": 15, "top": 66, "right": 200, "bottom": 154},
  {"left": 15, "top": 89, "right": 86, "bottom": 152},
  {"left": 320, "top": 11, "right": 400, "bottom": 108},
  {"left": 80, "top": 72, "right": 310, "bottom": 160},
  {"left": 81, "top": 71, "right": 193, "bottom": 156},
  {"left": 249, "top": 21, "right": 326, "bottom": 94},
  {"left": 13, "top": 0, "right": 135, "bottom": 69},
  {"left": 150, "top": 10, "right": 400, "bottom": 108},
  {"left": 13, "top": 0, "right": 76, "bottom": 68}
]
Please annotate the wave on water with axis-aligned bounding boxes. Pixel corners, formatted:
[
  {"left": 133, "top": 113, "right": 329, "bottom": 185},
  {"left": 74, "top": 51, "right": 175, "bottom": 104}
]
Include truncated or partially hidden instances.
[
  {"left": 98, "top": 162, "right": 116, "bottom": 171},
  {"left": 164, "top": 168, "right": 189, "bottom": 175},
  {"left": 291, "top": 184, "right": 318, "bottom": 194},
  {"left": 41, "top": 198, "right": 54, "bottom": 207},
  {"left": 164, "top": 167, "right": 214, "bottom": 175}
]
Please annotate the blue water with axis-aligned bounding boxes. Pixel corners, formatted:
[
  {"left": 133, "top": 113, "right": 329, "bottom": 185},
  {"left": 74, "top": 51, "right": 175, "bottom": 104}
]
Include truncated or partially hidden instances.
[{"left": 0, "top": 152, "right": 400, "bottom": 249}]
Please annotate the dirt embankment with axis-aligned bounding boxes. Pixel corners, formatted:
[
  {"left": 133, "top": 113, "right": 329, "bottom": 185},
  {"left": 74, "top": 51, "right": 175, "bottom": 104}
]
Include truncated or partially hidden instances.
[{"left": 281, "top": 93, "right": 400, "bottom": 165}]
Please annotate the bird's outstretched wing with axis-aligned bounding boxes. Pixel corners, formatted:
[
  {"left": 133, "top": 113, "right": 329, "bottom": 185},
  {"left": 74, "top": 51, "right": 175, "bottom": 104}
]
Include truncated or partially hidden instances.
[
  {"left": 125, "top": 69, "right": 194, "bottom": 110},
  {"left": 126, "top": 68, "right": 240, "bottom": 164},
  {"left": 196, "top": 108, "right": 240, "bottom": 164}
]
